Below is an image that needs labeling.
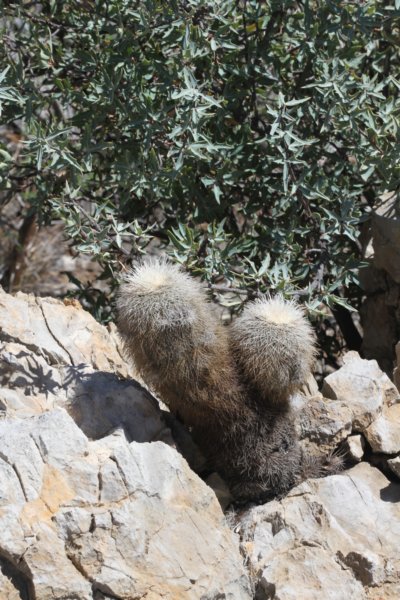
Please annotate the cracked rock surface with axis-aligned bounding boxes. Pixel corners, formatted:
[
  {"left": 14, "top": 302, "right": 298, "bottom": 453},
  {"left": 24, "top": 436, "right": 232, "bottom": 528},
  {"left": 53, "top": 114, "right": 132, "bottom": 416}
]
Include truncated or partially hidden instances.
[
  {"left": 0, "top": 289, "right": 252, "bottom": 600},
  {"left": 295, "top": 351, "right": 400, "bottom": 459},
  {"left": 239, "top": 462, "right": 400, "bottom": 600},
  {"left": 1, "top": 287, "right": 400, "bottom": 600}
]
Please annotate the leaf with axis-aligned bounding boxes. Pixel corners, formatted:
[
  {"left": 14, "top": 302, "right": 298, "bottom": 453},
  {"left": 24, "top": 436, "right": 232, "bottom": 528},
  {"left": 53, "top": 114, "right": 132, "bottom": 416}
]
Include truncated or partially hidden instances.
[
  {"left": 212, "top": 184, "right": 222, "bottom": 204},
  {"left": 285, "top": 97, "right": 311, "bottom": 106}
]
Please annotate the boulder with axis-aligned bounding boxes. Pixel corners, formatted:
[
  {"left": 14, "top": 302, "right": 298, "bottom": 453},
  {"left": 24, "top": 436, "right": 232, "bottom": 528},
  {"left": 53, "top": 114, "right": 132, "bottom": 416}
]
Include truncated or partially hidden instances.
[
  {"left": 0, "top": 288, "right": 134, "bottom": 378},
  {"left": 364, "top": 404, "right": 400, "bottom": 454},
  {"left": 388, "top": 456, "right": 400, "bottom": 480},
  {"left": 372, "top": 211, "right": 400, "bottom": 284},
  {"left": 0, "top": 409, "right": 252, "bottom": 600},
  {"left": 343, "top": 434, "right": 365, "bottom": 463},
  {"left": 295, "top": 392, "right": 352, "bottom": 453},
  {"left": 321, "top": 351, "right": 399, "bottom": 431},
  {"left": 359, "top": 195, "right": 400, "bottom": 376},
  {"left": 240, "top": 462, "right": 400, "bottom": 599},
  {"left": 2, "top": 287, "right": 400, "bottom": 600}
]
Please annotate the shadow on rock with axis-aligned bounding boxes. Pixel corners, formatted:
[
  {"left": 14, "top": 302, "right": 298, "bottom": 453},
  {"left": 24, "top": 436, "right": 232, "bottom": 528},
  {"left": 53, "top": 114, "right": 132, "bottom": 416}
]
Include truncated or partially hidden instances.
[
  {"left": 380, "top": 480, "right": 400, "bottom": 503},
  {"left": 63, "top": 366, "right": 172, "bottom": 444},
  {"left": 0, "top": 554, "right": 33, "bottom": 600}
]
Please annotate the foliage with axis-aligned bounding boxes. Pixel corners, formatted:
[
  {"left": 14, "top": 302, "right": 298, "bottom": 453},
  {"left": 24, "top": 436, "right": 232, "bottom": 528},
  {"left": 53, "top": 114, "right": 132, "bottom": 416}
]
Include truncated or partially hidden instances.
[{"left": 1, "top": 0, "right": 399, "bottom": 322}]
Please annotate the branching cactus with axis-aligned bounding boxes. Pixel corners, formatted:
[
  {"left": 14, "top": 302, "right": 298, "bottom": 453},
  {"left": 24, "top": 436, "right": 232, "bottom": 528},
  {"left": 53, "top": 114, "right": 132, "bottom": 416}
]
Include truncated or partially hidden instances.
[{"left": 117, "top": 259, "right": 339, "bottom": 503}]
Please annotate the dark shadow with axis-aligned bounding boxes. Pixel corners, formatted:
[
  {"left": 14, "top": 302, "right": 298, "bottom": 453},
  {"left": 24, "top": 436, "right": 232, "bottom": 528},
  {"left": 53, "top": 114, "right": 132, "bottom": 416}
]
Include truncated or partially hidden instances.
[
  {"left": 380, "top": 481, "right": 400, "bottom": 503},
  {"left": 0, "top": 554, "right": 33, "bottom": 600},
  {"left": 65, "top": 367, "right": 168, "bottom": 444}
]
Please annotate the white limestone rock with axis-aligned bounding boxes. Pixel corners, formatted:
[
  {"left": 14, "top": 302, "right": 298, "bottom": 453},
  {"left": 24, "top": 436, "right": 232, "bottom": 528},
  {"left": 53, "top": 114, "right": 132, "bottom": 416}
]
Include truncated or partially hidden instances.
[
  {"left": 322, "top": 351, "right": 399, "bottom": 431},
  {"left": 0, "top": 409, "right": 252, "bottom": 599},
  {"left": 388, "top": 455, "right": 400, "bottom": 479},
  {"left": 0, "top": 288, "right": 132, "bottom": 377},
  {"left": 343, "top": 434, "right": 365, "bottom": 463},
  {"left": 364, "top": 403, "right": 400, "bottom": 454},
  {"left": 240, "top": 462, "right": 400, "bottom": 600},
  {"left": 296, "top": 392, "right": 352, "bottom": 450}
]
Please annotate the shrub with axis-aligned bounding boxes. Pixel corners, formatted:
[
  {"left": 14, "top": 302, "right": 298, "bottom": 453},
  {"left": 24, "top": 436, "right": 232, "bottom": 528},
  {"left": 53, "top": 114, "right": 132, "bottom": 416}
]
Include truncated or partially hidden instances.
[{"left": 1, "top": 1, "right": 399, "bottom": 328}]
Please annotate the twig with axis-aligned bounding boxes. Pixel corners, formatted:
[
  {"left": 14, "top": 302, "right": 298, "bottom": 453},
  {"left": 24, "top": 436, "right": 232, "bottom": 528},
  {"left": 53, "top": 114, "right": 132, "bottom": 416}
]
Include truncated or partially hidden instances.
[{"left": 209, "top": 284, "right": 263, "bottom": 299}]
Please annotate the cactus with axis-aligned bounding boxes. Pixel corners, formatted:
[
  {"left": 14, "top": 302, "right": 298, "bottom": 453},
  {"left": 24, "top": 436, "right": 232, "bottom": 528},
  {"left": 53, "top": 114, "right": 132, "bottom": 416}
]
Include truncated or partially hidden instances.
[
  {"left": 117, "top": 259, "right": 337, "bottom": 502},
  {"left": 116, "top": 258, "right": 244, "bottom": 428},
  {"left": 230, "top": 296, "right": 316, "bottom": 406}
]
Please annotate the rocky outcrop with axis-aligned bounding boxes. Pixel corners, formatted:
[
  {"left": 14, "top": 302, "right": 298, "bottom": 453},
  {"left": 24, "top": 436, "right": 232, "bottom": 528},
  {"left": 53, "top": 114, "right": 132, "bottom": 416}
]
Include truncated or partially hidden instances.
[
  {"left": 360, "top": 194, "right": 400, "bottom": 375},
  {"left": 239, "top": 462, "right": 400, "bottom": 600},
  {"left": 296, "top": 351, "right": 400, "bottom": 458},
  {"left": 0, "top": 288, "right": 252, "bottom": 600},
  {"left": 1, "top": 287, "right": 400, "bottom": 599},
  {"left": 0, "top": 410, "right": 251, "bottom": 599}
]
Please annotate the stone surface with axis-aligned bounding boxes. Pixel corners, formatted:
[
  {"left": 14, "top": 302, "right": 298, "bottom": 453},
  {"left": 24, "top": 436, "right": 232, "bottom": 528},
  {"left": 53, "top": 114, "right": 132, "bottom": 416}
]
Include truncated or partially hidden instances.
[
  {"left": 0, "top": 340, "right": 170, "bottom": 444},
  {"left": 0, "top": 409, "right": 252, "bottom": 600},
  {"left": 372, "top": 212, "right": 400, "bottom": 284},
  {"left": 322, "top": 351, "right": 399, "bottom": 431},
  {"left": 364, "top": 404, "right": 400, "bottom": 454},
  {"left": 296, "top": 392, "right": 352, "bottom": 452},
  {"left": 2, "top": 287, "right": 400, "bottom": 600},
  {"left": 388, "top": 455, "right": 400, "bottom": 479},
  {"left": 0, "top": 556, "right": 30, "bottom": 600},
  {"left": 240, "top": 462, "right": 400, "bottom": 600},
  {"left": 343, "top": 434, "right": 365, "bottom": 463},
  {"left": 360, "top": 289, "right": 399, "bottom": 376},
  {"left": 359, "top": 195, "right": 400, "bottom": 376},
  {"left": 0, "top": 288, "right": 252, "bottom": 599},
  {"left": 0, "top": 287, "right": 134, "bottom": 378},
  {"left": 298, "top": 353, "right": 400, "bottom": 459}
]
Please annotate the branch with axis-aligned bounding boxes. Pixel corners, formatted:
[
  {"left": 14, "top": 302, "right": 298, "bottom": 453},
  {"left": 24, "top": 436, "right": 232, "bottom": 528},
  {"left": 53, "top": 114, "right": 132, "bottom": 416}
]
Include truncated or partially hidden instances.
[{"left": 209, "top": 284, "right": 263, "bottom": 299}]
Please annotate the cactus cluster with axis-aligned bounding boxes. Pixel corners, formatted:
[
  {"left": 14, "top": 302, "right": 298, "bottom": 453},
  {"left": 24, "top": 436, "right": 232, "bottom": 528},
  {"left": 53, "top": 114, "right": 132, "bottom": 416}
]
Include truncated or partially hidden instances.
[{"left": 117, "top": 259, "right": 335, "bottom": 502}]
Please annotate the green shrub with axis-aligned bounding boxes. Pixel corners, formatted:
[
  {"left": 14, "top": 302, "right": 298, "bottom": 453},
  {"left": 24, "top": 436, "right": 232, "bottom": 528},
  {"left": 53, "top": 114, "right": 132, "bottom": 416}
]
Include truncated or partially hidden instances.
[{"left": 1, "top": 1, "right": 399, "bottom": 323}]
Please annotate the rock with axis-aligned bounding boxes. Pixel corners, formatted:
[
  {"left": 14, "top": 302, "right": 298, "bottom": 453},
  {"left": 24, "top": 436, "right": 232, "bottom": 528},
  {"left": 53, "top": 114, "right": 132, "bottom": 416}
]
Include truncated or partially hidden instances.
[
  {"left": 2, "top": 286, "right": 400, "bottom": 599},
  {"left": 0, "top": 288, "right": 133, "bottom": 378},
  {"left": 295, "top": 352, "right": 399, "bottom": 456},
  {"left": 301, "top": 374, "right": 320, "bottom": 397},
  {"left": 372, "top": 212, "right": 400, "bottom": 284},
  {"left": 0, "top": 290, "right": 170, "bottom": 446},
  {"left": 360, "top": 290, "right": 399, "bottom": 376},
  {"left": 240, "top": 462, "right": 400, "bottom": 600},
  {"left": 359, "top": 195, "right": 400, "bottom": 376},
  {"left": 0, "top": 556, "right": 30, "bottom": 600},
  {"left": 343, "top": 435, "right": 365, "bottom": 463},
  {"left": 0, "top": 409, "right": 252, "bottom": 599},
  {"left": 0, "top": 339, "right": 170, "bottom": 444},
  {"left": 395, "top": 342, "right": 400, "bottom": 392},
  {"left": 322, "top": 352, "right": 399, "bottom": 431},
  {"left": 364, "top": 404, "right": 400, "bottom": 454},
  {"left": 388, "top": 456, "right": 400, "bottom": 479},
  {"left": 296, "top": 393, "right": 352, "bottom": 452}
]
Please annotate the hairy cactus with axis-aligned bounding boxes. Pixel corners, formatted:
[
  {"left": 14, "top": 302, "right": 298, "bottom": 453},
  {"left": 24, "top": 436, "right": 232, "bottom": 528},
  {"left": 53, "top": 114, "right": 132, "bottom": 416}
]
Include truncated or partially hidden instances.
[
  {"left": 116, "top": 259, "right": 244, "bottom": 427},
  {"left": 230, "top": 296, "right": 316, "bottom": 406},
  {"left": 117, "top": 259, "right": 337, "bottom": 503}
]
